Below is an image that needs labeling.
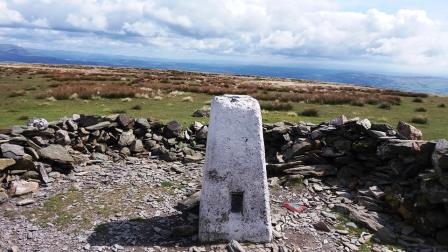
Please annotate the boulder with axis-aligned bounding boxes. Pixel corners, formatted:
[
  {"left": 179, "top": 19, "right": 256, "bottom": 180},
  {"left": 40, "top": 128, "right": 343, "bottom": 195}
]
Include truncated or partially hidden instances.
[
  {"left": 164, "top": 120, "right": 182, "bottom": 138},
  {"left": 175, "top": 190, "right": 200, "bottom": 212},
  {"left": 26, "top": 118, "right": 48, "bottom": 130},
  {"left": 226, "top": 240, "right": 245, "bottom": 252},
  {"left": 38, "top": 145, "right": 74, "bottom": 164},
  {"left": 397, "top": 121, "right": 423, "bottom": 140},
  {"left": 135, "top": 118, "right": 151, "bottom": 129},
  {"left": 356, "top": 118, "right": 372, "bottom": 130},
  {"left": 118, "top": 130, "right": 135, "bottom": 147},
  {"left": 9, "top": 180, "right": 39, "bottom": 196},
  {"left": 85, "top": 121, "right": 111, "bottom": 131},
  {"left": 1, "top": 143, "right": 25, "bottom": 160},
  {"left": 330, "top": 115, "right": 347, "bottom": 126},
  {"left": 282, "top": 139, "right": 313, "bottom": 161},
  {"left": 77, "top": 115, "right": 104, "bottom": 127},
  {"left": 192, "top": 109, "right": 209, "bottom": 117},
  {"left": 65, "top": 119, "right": 78, "bottom": 132},
  {"left": 55, "top": 129, "right": 71, "bottom": 145},
  {"left": 196, "top": 126, "right": 208, "bottom": 142},
  {"left": 120, "top": 147, "right": 131, "bottom": 156},
  {"left": 0, "top": 158, "right": 16, "bottom": 171},
  {"left": 117, "top": 114, "right": 134, "bottom": 129},
  {"left": 130, "top": 139, "right": 144, "bottom": 153}
]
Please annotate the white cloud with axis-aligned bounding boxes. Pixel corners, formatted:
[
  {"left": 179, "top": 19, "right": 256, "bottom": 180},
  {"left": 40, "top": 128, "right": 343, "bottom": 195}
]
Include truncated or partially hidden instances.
[
  {"left": 0, "top": 1, "right": 25, "bottom": 23},
  {"left": 0, "top": 0, "right": 448, "bottom": 72},
  {"left": 66, "top": 13, "right": 108, "bottom": 31}
]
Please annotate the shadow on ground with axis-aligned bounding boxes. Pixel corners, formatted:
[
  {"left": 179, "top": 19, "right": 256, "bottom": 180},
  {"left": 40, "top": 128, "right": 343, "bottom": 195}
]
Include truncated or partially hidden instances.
[{"left": 87, "top": 214, "right": 199, "bottom": 247}]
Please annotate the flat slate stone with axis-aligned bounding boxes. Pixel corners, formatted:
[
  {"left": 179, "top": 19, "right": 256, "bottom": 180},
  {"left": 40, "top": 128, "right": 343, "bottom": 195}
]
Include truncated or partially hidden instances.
[
  {"left": 1, "top": 143, "right": 25, "bottom": 160},
  {"left": 38, "top": 144, "right": 74, "bottom": 164},
  {"left": 0, "top": 158, "right": 16, "bottom": 171}
]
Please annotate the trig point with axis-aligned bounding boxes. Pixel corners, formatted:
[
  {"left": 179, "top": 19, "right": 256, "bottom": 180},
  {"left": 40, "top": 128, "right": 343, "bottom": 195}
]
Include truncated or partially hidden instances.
[{"left": 199, "top": 95, "right": 272, "bottom": 243}]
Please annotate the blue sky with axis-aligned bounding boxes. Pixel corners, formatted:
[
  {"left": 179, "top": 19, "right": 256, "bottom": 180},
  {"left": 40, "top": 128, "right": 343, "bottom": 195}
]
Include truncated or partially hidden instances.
[{"left": 0, "top": 0, "right": 447, "bottom": 76}]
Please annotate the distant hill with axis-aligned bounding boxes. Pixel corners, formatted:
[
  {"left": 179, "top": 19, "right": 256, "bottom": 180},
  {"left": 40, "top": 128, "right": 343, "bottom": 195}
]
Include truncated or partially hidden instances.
[
  {"left": 0, "top": 44, "right": 73, "bottom": 64},
  {"left": 1, "top": 44, "right": 448, "bottom": 94}
]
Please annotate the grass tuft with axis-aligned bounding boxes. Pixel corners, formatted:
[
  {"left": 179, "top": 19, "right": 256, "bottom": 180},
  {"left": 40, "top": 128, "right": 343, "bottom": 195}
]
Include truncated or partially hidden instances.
[
  {"left": 411, "top": 116, "right": 428, "bottom": 124},
  {"left": 301, "top": 108, "right": 319, "bottom": 117},
  {"left": 412, "top": 97, "right": 424, "bottom": 103},
  {"left": 378, "top": 102, "right": 391, "bottom": 110},
  {"left": 260, "top": 101, "right": 293, "bottom": 111},
  {"left": 415, "top": 107, "right": 427, "bottom": 112},
  {"left": 131, "top": 105, "right": 142, "bottom": 110}
]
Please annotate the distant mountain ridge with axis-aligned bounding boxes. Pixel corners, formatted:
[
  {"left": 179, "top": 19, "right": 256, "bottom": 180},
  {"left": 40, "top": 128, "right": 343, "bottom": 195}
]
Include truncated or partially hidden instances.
[{"left": 1, "top": 44, "right": 448, "bottom": 94}]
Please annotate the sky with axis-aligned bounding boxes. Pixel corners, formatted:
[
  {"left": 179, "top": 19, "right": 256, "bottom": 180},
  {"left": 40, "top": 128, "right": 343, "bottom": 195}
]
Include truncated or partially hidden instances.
[{"left": 0, "top": 0, "right": 448, "bottom": 76}]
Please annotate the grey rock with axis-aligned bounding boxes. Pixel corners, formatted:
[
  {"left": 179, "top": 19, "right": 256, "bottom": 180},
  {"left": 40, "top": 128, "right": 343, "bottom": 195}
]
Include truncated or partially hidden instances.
[
  {"left": 283, "top": 164, "right": 337, "bottom": 177},
  {"left": 55, "top": 129, "right": 71, "bottom": 145},
  {"left": 91, "top": 152, "right": 109, "bottom": 161},
  {"left": 85, "top": 121, "right": 111, "bottom": 131},
  {"left": 164, "top": 120, "right": 182, "bottom": 138},
  {"left": 117, "top": 114, "right": 134, "bottom": 129},
  {"left": 143, "top": 139, "right": 157, "bottom": 150},
  {"left": 77, "top": 115, "right": 103, "bottom": 127},
  {"left": 226, "top": 240, "right": 245, "bottom": 252},
  {"left": 31, "top": 136, "right": 48, "bottom": 146},
  {"left": 356, "top": 118, "right": 371, "bottom": 130},
  {"left": 333, "top": 204, "right": 395, "bottom": 243},
  {"left": 282, "top": 139, "right": 313, "bottom": 161},
  {"left": 176, "top": 191, "right": 200, "bottom": 212},
  {"left": 313, "top": 221, "right": 331, "bottom": 232},
  {"left": 27, "top": 118, "right": 48, "bottom": 130},
  {"left": 130, "top": 139, "right": 144, "bottom": 153},
  {"left": 25, "top": 147, "right": 39, "bottom": 160},
  {"left": 9, "top": 180, "right": 39, "bottom": 196},
  {"left": 329, "top": 115, "right": 347, "bottom": 126},
  {"left": 135, "top": 118, "right": 151, "bottom": 129},
  {"left": 65, "top": 119, "right": 78, "bottom": 131},
  {"left": 397, "top": 121, "right": 423, "bottom": 140},
  {"left": 16, "top": 198, "right": 35, "bottom": 206},
  {"left": 369, "top": 130, "right": 387, "bottom": 138},
  {"left": 118, "top": 130, "right": 135, "bottom": 147},
  {"left": 192, "top": 109, "right": 209, "bottom": 117},
  {"left": 1, "top": 143, "right": 25, "bottom": 160},
  {"left": 120, "top": 147, "right": 131, "bottom": 156},
  {"left": 196, "top": 126, "right": 208, "bottom": 141},
  {"left": 38, "top": 144, "right": 74, "bottom": 164}
]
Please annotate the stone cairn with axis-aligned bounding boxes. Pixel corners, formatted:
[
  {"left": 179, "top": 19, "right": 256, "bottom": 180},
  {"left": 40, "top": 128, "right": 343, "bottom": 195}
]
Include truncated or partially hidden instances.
[{"left": 0, "top": 113, "right": 447, "bottom": 245}]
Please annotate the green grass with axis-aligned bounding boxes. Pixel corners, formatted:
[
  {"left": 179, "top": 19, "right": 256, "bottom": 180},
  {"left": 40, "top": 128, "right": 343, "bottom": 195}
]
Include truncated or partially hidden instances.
[
  {"left": 161, "top": 180, "right": 174, "bottom": 188},
  {"left": 1, "top": 69, "right": 448, "bottom": 140}
]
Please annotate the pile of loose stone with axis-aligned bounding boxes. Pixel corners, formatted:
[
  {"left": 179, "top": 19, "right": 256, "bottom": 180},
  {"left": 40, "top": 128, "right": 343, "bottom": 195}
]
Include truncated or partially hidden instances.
[
  {"left": 1, "top": 113, "right": 448, "bottom": 249},
  {"left": 264, "top": 115, "right": 448, "bottom": 246}
]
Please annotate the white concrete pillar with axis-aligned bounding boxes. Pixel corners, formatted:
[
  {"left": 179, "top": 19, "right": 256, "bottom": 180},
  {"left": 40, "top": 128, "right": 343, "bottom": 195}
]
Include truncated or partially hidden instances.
[{"left": 199, "top": 95, "right": 272, "bottom": 243}]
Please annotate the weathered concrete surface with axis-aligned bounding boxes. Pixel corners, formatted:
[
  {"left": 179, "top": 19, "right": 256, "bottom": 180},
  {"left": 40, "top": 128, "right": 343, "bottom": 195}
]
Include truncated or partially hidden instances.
[{"left": 199, "top": 95, "right": 272, "bottom": 243}]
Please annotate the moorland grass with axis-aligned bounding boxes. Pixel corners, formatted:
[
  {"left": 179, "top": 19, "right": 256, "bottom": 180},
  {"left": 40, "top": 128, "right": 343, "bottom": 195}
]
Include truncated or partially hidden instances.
[{"left": 1, "top": 65, "right": 448, "bottom": 140}]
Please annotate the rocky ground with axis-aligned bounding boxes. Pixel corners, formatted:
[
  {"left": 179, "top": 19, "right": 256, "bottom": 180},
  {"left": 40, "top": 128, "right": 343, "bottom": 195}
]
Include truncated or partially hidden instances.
[
  {"left": 1, "top": 113, "right": 448, "bottom": 251},
  {"left": 0, "top": 154, "right": 442, "bottom": 252}
]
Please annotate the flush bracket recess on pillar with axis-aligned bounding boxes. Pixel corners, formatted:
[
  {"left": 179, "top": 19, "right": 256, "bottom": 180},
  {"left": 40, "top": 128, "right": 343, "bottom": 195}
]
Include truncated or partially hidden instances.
[{"left": 231, "top": 192, "right": 244, "bottom": 214}]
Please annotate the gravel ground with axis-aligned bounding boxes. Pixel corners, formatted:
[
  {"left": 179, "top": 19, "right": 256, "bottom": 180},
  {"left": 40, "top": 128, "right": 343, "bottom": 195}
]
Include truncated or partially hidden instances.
[{"left": 0, "top": 155, "right": 434, "bottom": 252}]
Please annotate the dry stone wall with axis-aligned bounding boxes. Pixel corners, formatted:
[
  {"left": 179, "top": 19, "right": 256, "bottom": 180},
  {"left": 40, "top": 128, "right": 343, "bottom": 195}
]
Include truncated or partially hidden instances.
[{"left": 0, "top": 113, "right": 447, "bottom": 245}]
